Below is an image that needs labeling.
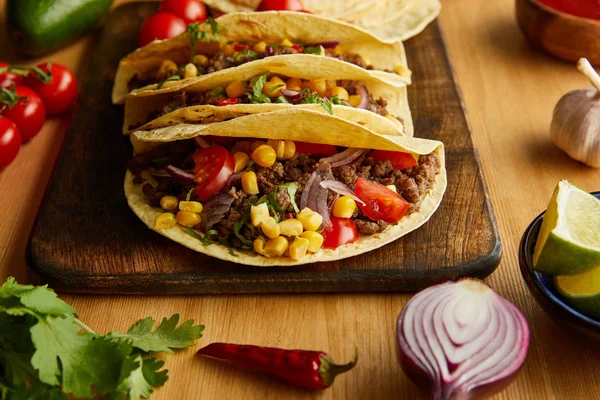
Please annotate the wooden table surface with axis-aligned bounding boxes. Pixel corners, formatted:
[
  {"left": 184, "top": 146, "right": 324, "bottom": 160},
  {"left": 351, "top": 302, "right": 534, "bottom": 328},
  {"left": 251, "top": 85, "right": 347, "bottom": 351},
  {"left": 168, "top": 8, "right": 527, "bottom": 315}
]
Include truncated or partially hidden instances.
[{"left": 1, "top": 0, "right": 599, "bottom": 398}]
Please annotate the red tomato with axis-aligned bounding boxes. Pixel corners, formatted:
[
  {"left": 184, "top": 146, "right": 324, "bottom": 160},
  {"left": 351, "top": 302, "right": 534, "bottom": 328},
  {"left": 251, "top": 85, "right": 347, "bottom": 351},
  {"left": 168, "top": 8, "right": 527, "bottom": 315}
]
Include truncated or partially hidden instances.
[
  {"left": 370, "top": 150, "right": 417, "bottom": 169},
  {"left": 23, "top": 63, "right": 78, "bottom": 116},
  {"left": 159, "top": 0, "right": 208, "bottom": 24},
  {"left": 138, "top": 12, "right": 187, "bottom": 48},
  {"left": 294, "top": 142, "right": 337, "bottom": 156},
  {"left": 217, "top": 98, "right": 239, "bottom": 106},
  {"left": 0, "top": 62, "right": 23, "bottom": 89},
  {"left": 322, "top": 217, "right": 359, "bottom": 249},
  {"left": 0, "top": 117, "right": 20, "bottom": 168},
  {"left": 257, "top": 0, "right": 305, "bottom": 11},
  {"left": 0, "top": 86, "right": 46, "bottom": 142},
  {"left": 193, "top": 146, "right": 235, "bottom": 201},
  {"left": 355, "top": 178, "right": 409, "bottom": 223},
  {"left": 234, "top": 44, "right": 250, "bottom": 51}
]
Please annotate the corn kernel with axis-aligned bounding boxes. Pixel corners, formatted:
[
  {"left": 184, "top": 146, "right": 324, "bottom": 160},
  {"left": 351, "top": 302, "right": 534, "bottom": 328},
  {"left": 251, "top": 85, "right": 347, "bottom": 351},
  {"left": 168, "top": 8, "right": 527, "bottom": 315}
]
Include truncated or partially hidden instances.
[
  {"left": 262, "top": 79, "right": 286, "bottom": 97},
  {"left": 253, "top": 237, "right": 266, "bottom": 255},
  {"left": 251, "top": 203, "right": 269, "bottom": 226},
  {"left": 348, "top": 95, "right": 362, "bottom": 107},
  {"left": 281, "top": 140, "right": 296, "bottom": 160},
  {"left": 330, "top": 86, "right": 349, "bottom": 101},
  {"left": 251, "top": 140, "right": 266, "bottom": 151},
  {"left": 286, "top": 85, "right": 301, "bottom": 91},
  {"left": 279, "top": 219, "right": 303, "bottom": 237},
  {"left": 308, "top": 79, "right": 327, "bottom": 96},
  {"left": 242, "top": 171, "right": 260, "bottom": 195},
  {"left": 233, "top": 152, "right": 250, "bottom": 173},
  {"left": 223, "top": 43, "right": 235, "bottom": 56},
  {"left": 153, "top": 212, "right": 177, "bottom": 230},
  {"left": 157, "top": 59, "right": 177, "bottom": 79},
  {"left": 287, "top": 77, "right": 302, "bottom": 88},
  {"left": 263, "top": 236, "right": 289, "bottom": 257},
  {"left": 289, "top": 237, "right": 310, "bottom": 260},
  {"left": 300, "top": 231, "right": 324, "bottom": 253},
  {"left": 193, "top": 54, "right": 208, "bottom": 66},
  {"left": 280, "top": 38, "right": 293, "bottom": 47},
  {"left": 385, "top": 114, "right": 403, "bottom": 128},
  {"left": 251, "top": 145, "right": 277, "bottom": 168},
  {"left": 332, "top": 196, "right": 357, "bottom": 218},
  {"left": 176, "top": 211, "right": 202, "bottom": 227},
  {"left": 183, "top": 63, "right": 198, "bottom": 79},
  {"left": 160, "top": 196, "right": 178, "bottom": 210},
  {"left": 226, "top": 80, "right": 246, "bottom": 98},
  {"left": 267, "top": 139, "right": 285, "bottom": 159},
  {"left": 179, "top": 201, "right": 203, "bottom": 213},
  {"left": 386, "top": 184, "right": 397, "bottom": 193},
  {"left": 297, "top": 208, "right": 323, "bottom": 231},
  {"left": 253, "top": 41, "right": 267, "bottom": 53},
  {"left": 261, "top": 217, "right": 281, "bottom": 239}
]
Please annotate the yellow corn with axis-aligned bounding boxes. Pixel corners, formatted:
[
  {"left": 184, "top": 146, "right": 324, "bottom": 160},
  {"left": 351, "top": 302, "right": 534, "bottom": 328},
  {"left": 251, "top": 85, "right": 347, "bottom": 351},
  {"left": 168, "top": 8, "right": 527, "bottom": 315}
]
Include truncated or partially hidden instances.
[
  {"left": 264, "top": 236, "right": 289, "bottom": 257},
  {"left": 251, "top": 140, "right": 266, "bottom": 151},
  {"left": 179, "top": 201, "right": 203, "bottom": 213},
  {"left": 326, "top": 80, "right": 337, "bottom": 89},
  {"left": 280, "top": 38, "right": 293, "bottom": 47},
  {"left": 242, "top": 171, "right": 260, "bottom": 195},
  {"left": 226, "top": 80, "right": 246, "bottom": 98},
  {"left": 279, "top": 219, "right": 303, "bottom": 237},
  {"left": 251, "top": 203, "right": 269, "bottom": 227},
  {"left": 385, "top": 114, "right": 403, "bottom": 128},
  {"left": 251, "top": 145, "right": 277, "bottom": 168},
  {"left": 261, "top": 217, "right": 281, "bottom": 239},
  {"left": 287, "top": 85, "right": 301, "bottom": 91},
  {"left": 267, "top": 139, "right": 285, "bottom": 159},
  {"left": 289, "top": 237, "right": 310, "bottom": 260},
  {"left": 287, "top": 77, "right": 302, "bottom": 88},
  {"left": 176, "top": 211, "right": 202, "bottom": 227},
  {"left": 300, "top": 231, "right": 324, "bottom": 253},
  {"left": 153, "top": 212, "right": 177, "bottom": 230},
  {"left": 160, "top": 196, "right": 178, "bottom": 210},
  {"left": 233, "top": 152, "right": 250, "bottom": 173},
  {"left": 157, "top": 59, "right": 177, "bottom": 79},
  {"left": 332, "top": 196, "right": 357, "bottom": 218},
  {"left": 297, "top": 208, "right": 323, "bottom": 231},
  {"left": 184, "top": 63, "right": 198, "bottom": 79},
  {"left": 386, "top": 184, "right": 397, "bottom": 193},
  {"left": 330, "top": 86, "right": 349, "bottom": 101},
  {"left": 282, "top": 140, "right": 296, "bottom": 160},
  {"left": 253, "top": 41, "right": 267, "bottom": 52},
  {"left": 348, "top": 94, "right": 362, "bottom": 107},
  {"left": 223, "top": 43, "right": 235, "bottom": 56},
  {"left": 266, "top": 140, "right": 296, "bottom": 160},
  {"left": 253, "top": 237, "right": 266, "bottom": 255},
  {"left": 308, "top": 79, "right": 327, "bottom": 96},
  {"left": 262, "top": 79, "right": 286, "bottom": 97},
  {"left": 193, "top": 54, "right": 208, "bottom": 66}
]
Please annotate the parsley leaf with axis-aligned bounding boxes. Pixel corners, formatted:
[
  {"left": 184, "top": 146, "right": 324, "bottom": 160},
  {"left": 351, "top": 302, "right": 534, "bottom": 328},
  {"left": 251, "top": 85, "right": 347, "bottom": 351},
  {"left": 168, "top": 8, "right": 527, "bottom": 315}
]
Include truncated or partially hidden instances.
[
  {"left": 234, "top": 214, "right": 253, "bottom": 247},
  {"left": 299, "top": 90, "right": 334, "bottom": 115},
  {"left": 185, "top": 187, "right": 194, "bottom": 201},
  {"left": 281, "top": 182, "right": 300, "bottom": 213},
  {"left": 210, "top": 86, "right": 225, "bottom": 96},
  {"left": 234, "top": 49, "right": 258, "bottom": 62},
  {"left": 156, "top": 75, "right": 181, "bottom": 90},
  {"left": 247, "top": 72, "right": 271, "bottom": 104},
  {"left": 207, "top": 17, "right": 221, "bottom": 35},
  {"left": 182, "top": 227, "right": 214, "bottom": 245},
  {"left": 303, "top": 45, "right": 325, "bottom": 55}
]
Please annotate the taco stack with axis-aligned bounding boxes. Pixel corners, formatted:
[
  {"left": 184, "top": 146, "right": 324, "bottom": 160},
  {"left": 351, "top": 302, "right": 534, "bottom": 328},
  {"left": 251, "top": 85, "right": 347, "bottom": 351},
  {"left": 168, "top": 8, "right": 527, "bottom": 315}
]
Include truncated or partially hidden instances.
[{"left": 125, "top": 109, "right": 446, "bottom": 266}]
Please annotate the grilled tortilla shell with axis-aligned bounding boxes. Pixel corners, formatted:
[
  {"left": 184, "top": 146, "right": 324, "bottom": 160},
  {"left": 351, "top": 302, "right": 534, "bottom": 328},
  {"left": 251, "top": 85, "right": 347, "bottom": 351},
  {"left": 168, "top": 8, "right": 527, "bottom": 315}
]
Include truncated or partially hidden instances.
[{"left": 125, "top": 109, "right": 446, "bottom": 267}]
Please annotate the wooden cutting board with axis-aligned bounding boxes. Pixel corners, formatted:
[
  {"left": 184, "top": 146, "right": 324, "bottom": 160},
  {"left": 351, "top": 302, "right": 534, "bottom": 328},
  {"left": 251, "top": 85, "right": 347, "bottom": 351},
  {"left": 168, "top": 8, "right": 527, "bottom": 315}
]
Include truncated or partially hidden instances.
[{"left": 27, "top": 2, "right": 501, "bottom": 294}]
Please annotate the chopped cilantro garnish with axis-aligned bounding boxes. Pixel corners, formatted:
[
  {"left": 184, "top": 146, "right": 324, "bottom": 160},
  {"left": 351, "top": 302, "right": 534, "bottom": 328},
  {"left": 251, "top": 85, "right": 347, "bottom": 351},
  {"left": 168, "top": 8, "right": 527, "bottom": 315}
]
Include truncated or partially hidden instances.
[
  {"left": 303, "top": 45, "right": 325, "bottom": 55},
  {"left": 156, "top": 75, "right": 181, "bottom": 90},
  {"left": 185, "top": 187, "right": 194, "bottom": 201},
  {"left": 275, "top": 95, "right": 289, "bottom": 104},
  {"left": 207, "top": 17, "right": 221, "bottom": 35},
  {"left": 268, "top": 188, "right": 284, "bottom": 212},
  {"left": 247, "top": 72, "right": 271, "bottom": 104},
  {"left": 233, "top": 215, "right": 253, "bottom": 247},
  {"left": 210, "top": 87, "right": 225, "bottom": 96},
  {"left": 183, "top": 227, "right": 213, "bottom": 245},
  {"left": 300, "top": 89, "right": 334, "bottom": 115},
  {"left": 228, "top": 248, "right": 239, "bottom": 257},
  {"left": 331, "top": 95, "right": 346, "bottom": 106},
  {"left": 269, "top": 84, "right": 284, "bottom": 93},
  {"left": 320, "top": 100, "right": 333, "bottom": 115},
  {"left": 281, "top": 182, "right": 300, "bottom": 213},
  {"left": 234, "top": 49, "right": 258, "bottom": 62}
]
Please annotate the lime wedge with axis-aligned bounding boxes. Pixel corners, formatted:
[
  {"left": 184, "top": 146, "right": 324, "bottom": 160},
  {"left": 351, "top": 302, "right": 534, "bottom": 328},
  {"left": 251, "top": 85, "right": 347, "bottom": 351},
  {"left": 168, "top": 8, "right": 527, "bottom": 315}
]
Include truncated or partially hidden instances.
[
  {"left": 556, "top": 267, "right": 600, "bottom": 319},
  {"left": 533, "top": 180, "right": 600, "bottom": 275}
]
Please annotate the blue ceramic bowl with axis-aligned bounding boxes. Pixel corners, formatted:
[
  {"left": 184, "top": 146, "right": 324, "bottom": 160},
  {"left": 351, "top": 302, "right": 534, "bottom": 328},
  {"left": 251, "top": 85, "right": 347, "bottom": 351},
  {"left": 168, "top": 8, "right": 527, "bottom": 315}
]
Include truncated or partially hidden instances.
[{"left": 519, "top": 192, "right": 600, "bottom": 351}]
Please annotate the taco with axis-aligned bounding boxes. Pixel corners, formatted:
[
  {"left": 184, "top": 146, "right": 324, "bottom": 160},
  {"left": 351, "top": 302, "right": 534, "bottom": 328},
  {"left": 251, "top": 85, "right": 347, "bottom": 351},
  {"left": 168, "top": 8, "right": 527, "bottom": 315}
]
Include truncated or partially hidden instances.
[
  {"left": 125, "top": 109, "right": 446, "bottom": 266},
  {"left": 112, "top": 11, "right": 411, "bottom": 104},
  {"left": 123, "top": 55, "right": 412, "bottom": 136}
]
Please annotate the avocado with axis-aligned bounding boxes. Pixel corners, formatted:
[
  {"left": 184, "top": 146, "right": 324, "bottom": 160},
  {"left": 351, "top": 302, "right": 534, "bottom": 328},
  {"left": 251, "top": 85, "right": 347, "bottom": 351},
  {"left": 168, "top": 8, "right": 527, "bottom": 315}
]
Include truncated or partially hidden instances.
[{"left": 7, "top": 0, "right": 113, "bottom": 56}]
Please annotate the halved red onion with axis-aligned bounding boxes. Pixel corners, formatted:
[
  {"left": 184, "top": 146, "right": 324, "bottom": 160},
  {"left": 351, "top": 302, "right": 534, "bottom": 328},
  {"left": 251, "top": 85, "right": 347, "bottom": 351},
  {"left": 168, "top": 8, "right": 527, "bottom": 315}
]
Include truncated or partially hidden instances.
[
  {"left": 203, "top": 193, "right": 234, "bottom": 230},
  {"left": 307, "top": 41, "right": 340, "bottom": 48},
  {"left": 280, "top": 88, "right": 303, "bottom": 100},
  {"left": 320, "top": 180, "right": 365, "bottom": 205},
  {"left": 316, "top": 183, "right": 331, "bottom": 229},
  {"left": 265, "top": 45, "right": 274, "bottom": 57},
  {"left": 148, "top": 169, "right": 172, "bottom": 178},
  {"left": 355, "top": 85, "right": 369, "bottom": 109},
  {"left": 321, "top": 148, "right": 365, "bottom": 168},
  {"left": 300, "top": 171, "right": 319, "bottom": 210},
  {"left": 194, "top": 136, "right": 210, "bottom": 148},
  {"left": 300, "top": 170, "right": 331, "bottom": 229},
  {"left": 397, "top": 279, "right": 530, "bottom": 400},
  {"left": 166, "top": 165, "right": 195, "bottom": 185}
]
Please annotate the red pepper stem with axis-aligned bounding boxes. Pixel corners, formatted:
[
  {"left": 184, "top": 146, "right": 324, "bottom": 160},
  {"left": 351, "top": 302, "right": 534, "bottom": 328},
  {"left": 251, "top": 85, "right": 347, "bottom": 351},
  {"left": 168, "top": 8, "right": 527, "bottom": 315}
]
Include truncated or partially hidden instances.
[{"left": 319, "top": 349, "right": 358, "bottom": 388}]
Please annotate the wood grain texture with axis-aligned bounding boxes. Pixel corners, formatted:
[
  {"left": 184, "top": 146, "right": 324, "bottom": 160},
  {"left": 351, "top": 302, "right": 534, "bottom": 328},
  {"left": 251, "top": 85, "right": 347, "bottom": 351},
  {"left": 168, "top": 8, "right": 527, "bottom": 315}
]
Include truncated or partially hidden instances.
[
  {"left": 1, "top": 0, "right": 600, "bottom": 398},
  {"left": 26, "top": 1, "right": 500, "bottom": 294}
]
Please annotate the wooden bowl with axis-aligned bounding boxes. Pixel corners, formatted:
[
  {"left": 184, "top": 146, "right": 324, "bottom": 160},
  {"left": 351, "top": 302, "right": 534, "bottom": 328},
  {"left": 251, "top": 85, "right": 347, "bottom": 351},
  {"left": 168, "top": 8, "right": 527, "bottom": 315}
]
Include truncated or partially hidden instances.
[{"left": 516, "top": 0, "right": 600, "bottom": 64}]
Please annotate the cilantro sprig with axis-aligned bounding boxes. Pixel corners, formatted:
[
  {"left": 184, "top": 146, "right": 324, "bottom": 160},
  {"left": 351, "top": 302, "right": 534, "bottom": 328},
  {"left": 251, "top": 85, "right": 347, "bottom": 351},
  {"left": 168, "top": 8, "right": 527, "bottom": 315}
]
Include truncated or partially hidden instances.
[
  {"left": 247, "top": 71, "right": 271, "bottom": 104},
  {"left": 0, "top": 278, "right": 204, "bottom": 400}
]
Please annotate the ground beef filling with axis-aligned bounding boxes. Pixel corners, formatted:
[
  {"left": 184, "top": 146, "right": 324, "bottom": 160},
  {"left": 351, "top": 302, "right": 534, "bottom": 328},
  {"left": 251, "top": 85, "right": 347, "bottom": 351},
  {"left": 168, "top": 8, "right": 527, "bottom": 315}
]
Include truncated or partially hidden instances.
[{"left": 128, "top": 143, "right": 440, "bottom": 246}]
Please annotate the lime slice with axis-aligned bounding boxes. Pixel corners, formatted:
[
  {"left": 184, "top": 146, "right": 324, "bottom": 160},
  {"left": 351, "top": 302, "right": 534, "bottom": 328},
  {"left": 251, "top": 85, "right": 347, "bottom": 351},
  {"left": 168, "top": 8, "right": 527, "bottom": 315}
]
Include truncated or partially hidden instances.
[
  {"left": 556, "top": 267, "right": 600, "bottom": 319},
  {"left": 533, "top": 180, "right": 600, "bottom": 275}
]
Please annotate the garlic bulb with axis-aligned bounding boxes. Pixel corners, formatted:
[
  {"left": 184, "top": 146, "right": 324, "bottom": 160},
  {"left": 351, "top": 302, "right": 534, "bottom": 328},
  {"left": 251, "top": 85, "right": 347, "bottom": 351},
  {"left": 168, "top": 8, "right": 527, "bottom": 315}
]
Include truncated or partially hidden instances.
[{"left": 551, "top": 58, "right": 600, "bottom": 167}]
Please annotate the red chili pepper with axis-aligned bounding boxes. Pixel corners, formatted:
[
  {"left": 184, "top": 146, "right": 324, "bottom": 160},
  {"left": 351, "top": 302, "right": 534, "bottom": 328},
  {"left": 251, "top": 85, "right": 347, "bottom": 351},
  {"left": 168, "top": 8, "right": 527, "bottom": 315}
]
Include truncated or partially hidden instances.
[
  {"left": 292, "top": 45, "right": 303, "bottom": 53},
  {"left": 234, "top": 43, "right": 251, "bottom": 52},
  {"left": 217, "top": 98, "right": 239, "bottom": 106},
  {"left": 197, "top": 343, "right": 357, "bottom": 390}
]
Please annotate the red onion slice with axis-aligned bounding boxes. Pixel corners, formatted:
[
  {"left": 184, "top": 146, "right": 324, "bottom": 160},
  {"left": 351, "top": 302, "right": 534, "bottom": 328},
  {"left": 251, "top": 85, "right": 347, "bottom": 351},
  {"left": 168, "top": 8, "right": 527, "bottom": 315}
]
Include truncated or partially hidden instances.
[
  {"left": 319, "top": 180, "right": 365, "bottom": 205},
  {"left": 166, "top": 165, "right": 195, "bottom": 185},
  {"left": 265, "top": 45, "right": 274, "bottom": 56},
  {"left": 194, "top": 136, "right": 210, "bottom": 148},
  {"left": 202, "top": 193, "right": 234, "bottom": 230},
  {"left": 307, "top": 41, "right": 340, "bottom": 48},
  {"left": 280, "top": 88, "right": 303, "bottom": 100},
  {"left": 355, "top": 85, "right": 369, "bottom": 109},
  {"left": 397, "top": 279, "right": 530, "bottom": 400},
  {"left": 321, "top": 148, "right": 365, "bottom": 168},
  {"left": 300, "top": 170, "right": 319, "bottom": 210},
  {"left": 300, "top": 170, "right": 331, "bottom": 229}
]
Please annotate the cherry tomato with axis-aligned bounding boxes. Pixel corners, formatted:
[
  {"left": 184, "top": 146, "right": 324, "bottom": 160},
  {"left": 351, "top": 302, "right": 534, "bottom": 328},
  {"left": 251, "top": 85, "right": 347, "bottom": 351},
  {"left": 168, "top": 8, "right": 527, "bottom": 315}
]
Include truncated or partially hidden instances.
[
  {"left": 322, "top": 217, "right": 359, "bottom": 249},
  {"left": 138, "top": 12, "right": 187, "bottom": 48},
  {"left": 0, "top": 86, "right": 46, "bottom": 142},
  {"left": 23, "top": 63, "right": 78, "bottom": 116},
  {"left": 257, "top": 0, "right": 305, "bottom": 11},
  {"left": 294, "top": 142, "right": 337, "bottom": 156},
  {"left": 355, "top": 178, "right": 409, "bottom": 223},
  {"left": 0, "top": 117, "right": 20, "bottom": 168},
  {"left": 217, "top": 98, "right": 239, "bottom": 106},
  {"left": 160, "top": 0, "right": 208, "bottom": 24},
  {"left": 370, "top": 150, "right": 417, "bottom": 169},
  {"left": 0, "top": 62, "right": 23, "bottom": 89},
  {"left": 193, "top": 146, "right": 235, "bottom": 201}
]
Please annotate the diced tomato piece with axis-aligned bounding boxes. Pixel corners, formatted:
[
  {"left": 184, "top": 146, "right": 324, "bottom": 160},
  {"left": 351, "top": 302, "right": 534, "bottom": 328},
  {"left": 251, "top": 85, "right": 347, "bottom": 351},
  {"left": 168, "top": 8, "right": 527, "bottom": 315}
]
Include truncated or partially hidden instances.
[
  {"left": 217, "top": 98, "right": 239, "bottom": 106},
  {"left": 234, "top": 44, "right": 251, "bottom": 51},
  {"left": 193, "top": 146, "right": 235, "bottom": 201},
  {"left": 256, "top": 0, "right": 305, "bottom": 11},
  {"left": 355, "top": 178, "right": 409, "bottom": 223},
  {"left": 322, "top": 217, "right": 359, "bottom": 249},
  {"left": 370, "top": 150, "right": 417, "bottom": 169},
  {"left": 291, "top": 45, "right": 303, "bottom": 53},
  {"left": 294, "top": 142, "right": 337, "bottom": 156}
]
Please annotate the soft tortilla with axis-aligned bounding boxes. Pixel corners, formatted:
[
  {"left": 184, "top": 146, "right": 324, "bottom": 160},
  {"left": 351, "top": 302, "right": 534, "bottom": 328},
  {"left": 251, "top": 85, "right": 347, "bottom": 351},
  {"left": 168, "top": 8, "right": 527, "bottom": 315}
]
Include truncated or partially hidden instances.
[{"left": 125, "top": 109, "right": 446, "bottom": 266}]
